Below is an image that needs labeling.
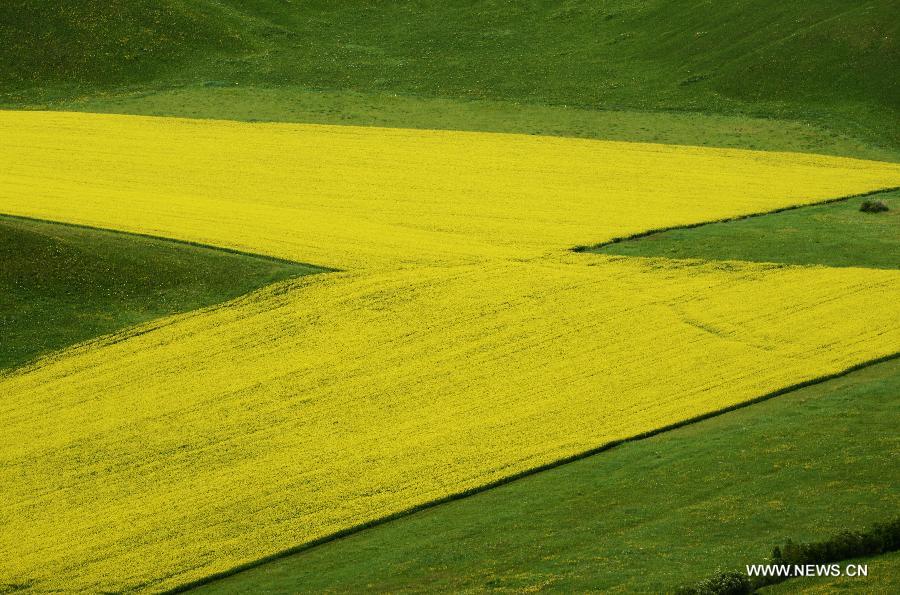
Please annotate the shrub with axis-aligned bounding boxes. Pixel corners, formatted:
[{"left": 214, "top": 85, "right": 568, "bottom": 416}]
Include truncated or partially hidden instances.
[
  {"left": 677, "top": 570, "right": 752, "bottom": 595},
  {"left": 860, "top": 199, "right": 889, "bottom": 212}
]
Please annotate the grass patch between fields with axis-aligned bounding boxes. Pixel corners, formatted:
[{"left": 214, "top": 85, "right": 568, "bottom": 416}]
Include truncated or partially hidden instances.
[
  {"left": 0, "top": 214, "right": 326, "bottom": 371},
  {"left": 589, "top": 189, "right": 900, "bottom": 269}
]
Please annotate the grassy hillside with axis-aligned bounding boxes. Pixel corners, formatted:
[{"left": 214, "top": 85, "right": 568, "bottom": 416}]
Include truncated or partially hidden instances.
[
  {"left": 221, "top": 0, "right": 898, "bottom": 135},
  {"left": 2, "top": 1, "right": 898, "bottom": 152},
  {"left": 594, "top": 189, "right": 900, "bottom": 268},
  {"left": 0, "top": 215, "right": 322, "bottom": 371},
  {"left": 0, "top": 1, "right": 246, "bottom": 93},
  {"left": 196, "top": 357, "right": 900, "bottom": 593}
]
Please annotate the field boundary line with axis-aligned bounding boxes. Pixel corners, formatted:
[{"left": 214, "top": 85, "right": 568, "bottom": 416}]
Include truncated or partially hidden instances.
[
  {"left": 572, "top": 186, "right": 900, "bottom": 253},
  {"left": 0, "top": 212, "right": 337, "bottom": 271},
  {"left": 0, "top": 213, "right": 336, "bottom": 378},
  {"left": 5, "top": 186, "right": 896, "bottom": 271},
  {"left": 166, "top": 351, "right": 900, "bottom": 594}
]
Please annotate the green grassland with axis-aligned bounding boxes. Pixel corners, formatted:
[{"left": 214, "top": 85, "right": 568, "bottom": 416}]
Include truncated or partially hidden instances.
[
  {"left": 0, "top": 215, "right": 322, "bottom": 371},
  {"left": 594, "top": 189, "right": 900, "bottom": 269},
  {"left": 2, "top": 1, "right": 898, "bottom": 156},
  {"left": 194, "top": 357, "right": 900, "bottom": 593}
]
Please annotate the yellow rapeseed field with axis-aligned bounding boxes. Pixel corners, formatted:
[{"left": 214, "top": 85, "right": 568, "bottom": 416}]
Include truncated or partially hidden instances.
[
  {"left": 3, "top": 110, "right": 900, "bottom": 269},
  {"left": 1, "top": 111, "right": 899, "bottom": 591}
]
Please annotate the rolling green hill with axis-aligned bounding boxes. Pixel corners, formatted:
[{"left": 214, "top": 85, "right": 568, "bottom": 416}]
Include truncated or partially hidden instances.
[{"left": 2, "top": 1, "right": 898, "bottom": 152}]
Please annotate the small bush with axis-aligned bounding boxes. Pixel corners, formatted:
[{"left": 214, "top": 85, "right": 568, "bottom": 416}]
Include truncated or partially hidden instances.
[
  {"left": 677, "top": 570, "right": 752, "bottom": 595},
  {"left": 860, "top": 199, "right": 889, "bottom": 213}
]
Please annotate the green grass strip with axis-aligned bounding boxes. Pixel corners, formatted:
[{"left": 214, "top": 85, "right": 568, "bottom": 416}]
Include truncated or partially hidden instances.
[{"left": 587, "top": 188, "right": 900, "bottom": 269}]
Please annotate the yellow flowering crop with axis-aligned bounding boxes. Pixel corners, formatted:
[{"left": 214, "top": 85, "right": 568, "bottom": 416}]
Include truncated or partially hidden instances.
[
  {"left": 1, "top": 111, "right": 899, "bottom": 591},
  {"left": 3, "top": 110, "right": 900, "bottom": 270}
]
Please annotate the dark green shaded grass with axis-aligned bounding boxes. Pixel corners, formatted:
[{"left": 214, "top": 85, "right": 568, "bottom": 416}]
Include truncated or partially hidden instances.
[
  {"left": 2, "top": 1, "right": 899, "bottom": 153},
  {"left": 0, "top": 1, "right": 247, "bottom": 88},
  {"left": 593, "top": 190, "right": 900, "bottom": 269},
  {"left": 193, "top": 358, "right": 900, "bottom": 593},
  {"left": 0, "top": 215, "right": 323, "bottom": 371},
  {"left": 760, "top": 551, "right": 900, "bottom": 593}
]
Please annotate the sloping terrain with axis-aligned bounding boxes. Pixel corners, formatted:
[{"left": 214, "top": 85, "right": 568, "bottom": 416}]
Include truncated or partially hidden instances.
[
  {"left": 56, "top": 87, "right": 900, "bottom": 163},
  {"left": 189, "top": 187, "right": 900, "bottom": 594},
  {"left": 0, "top": 1, "right": 245, "bottom": 91},
  {"left": 4, "top": 258, "right": 896, "bottom": 592},
  {"left": 4, "top": 111, "right": 900, "bottom": 270},
  {"left": 1, "top": 3, "right": 898, "bottom": 591},
  {"left": 2, "top": 1, "right": 898, "bottom": 150},
  {"left": 1, "top": 111, "right": 899, "bottom": 591}
]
